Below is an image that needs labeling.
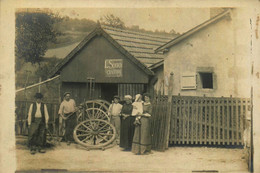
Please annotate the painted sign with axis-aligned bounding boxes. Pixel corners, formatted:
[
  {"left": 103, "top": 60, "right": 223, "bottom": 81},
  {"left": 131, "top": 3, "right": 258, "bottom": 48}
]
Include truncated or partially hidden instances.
[{"left": 105, "top": 59, "right": 123, "bottom": 77}]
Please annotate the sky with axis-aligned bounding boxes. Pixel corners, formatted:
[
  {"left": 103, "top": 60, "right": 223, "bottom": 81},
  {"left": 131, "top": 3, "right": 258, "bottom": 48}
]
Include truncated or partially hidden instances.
[{"left": 53, "top": 8, "right": 211, "bottom": 33}]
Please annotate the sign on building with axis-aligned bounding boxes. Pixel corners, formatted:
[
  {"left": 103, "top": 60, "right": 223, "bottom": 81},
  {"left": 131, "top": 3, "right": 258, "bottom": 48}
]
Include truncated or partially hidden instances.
[{"left": 105, "top": 59, "right": 123, "bottom": 77}]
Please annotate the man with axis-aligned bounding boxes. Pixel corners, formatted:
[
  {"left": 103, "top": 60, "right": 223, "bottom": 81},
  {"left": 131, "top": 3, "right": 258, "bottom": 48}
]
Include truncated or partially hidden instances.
[
  {"left": 58, "top": 92, "right": 77, "bottom": 145},
  {"left": 28, "top": 93, "right": 49, "bottom": 154},
  {"left": 108, "top": 95, "right": 123, "bottom": 144}
]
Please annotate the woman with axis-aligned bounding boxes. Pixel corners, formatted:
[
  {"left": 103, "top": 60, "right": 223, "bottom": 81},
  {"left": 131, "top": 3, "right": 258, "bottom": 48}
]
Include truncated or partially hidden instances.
[
  {"left": 120, "top": 95, "right": 135, "bottom": 151},
  {"left": 132, "top": 93, "right": 153, "bottom": 155}
]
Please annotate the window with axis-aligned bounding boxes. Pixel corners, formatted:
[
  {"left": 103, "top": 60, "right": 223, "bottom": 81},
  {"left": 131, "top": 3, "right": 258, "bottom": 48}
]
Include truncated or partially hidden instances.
[{"left": 199, "top": 72, "right": 213, "bottom": 89}]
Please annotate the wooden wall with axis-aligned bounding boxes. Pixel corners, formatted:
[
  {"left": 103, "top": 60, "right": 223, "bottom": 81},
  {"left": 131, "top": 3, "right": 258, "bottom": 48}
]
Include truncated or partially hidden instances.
[{"left": 60, "top": 35, "right": 149, "bottom": 84}]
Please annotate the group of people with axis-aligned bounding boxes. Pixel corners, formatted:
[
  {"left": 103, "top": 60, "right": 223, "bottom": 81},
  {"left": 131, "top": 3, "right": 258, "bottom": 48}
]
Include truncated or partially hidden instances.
[
  {"left": 108, "top": 93, "right": 153, "bottom": 155},
  {"left": 27, "top": 92, "right": 78, "bottom": 154},
  {"left": 27, "top": 91, "right": 153, "bottom": 155}
]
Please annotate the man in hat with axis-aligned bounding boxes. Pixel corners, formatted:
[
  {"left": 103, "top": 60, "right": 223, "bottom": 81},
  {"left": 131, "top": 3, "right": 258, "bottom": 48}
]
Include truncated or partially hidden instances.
[
  {"left": 58, "top": 92, "right": 78, "bottom": 145},
  {"left": 108, "top": 95, "right": 123, "bottom": 144},
  {"left": 27, "top": 92, "right": 49, "bottom": 154}
]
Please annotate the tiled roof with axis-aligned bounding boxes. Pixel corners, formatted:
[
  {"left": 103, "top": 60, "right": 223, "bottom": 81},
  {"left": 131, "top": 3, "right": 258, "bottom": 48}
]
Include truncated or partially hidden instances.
[
  {"left": 102, "top": 25, "right": 175, "bottom": 67},
  {"left": 49, "top": 25, "right": 177, "bottom": 77}
]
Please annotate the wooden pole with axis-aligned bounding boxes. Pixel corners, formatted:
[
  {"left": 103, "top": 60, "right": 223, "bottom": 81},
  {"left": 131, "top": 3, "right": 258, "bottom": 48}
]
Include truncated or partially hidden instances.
[
  {"left": 165, "top": 72, "right": 174, "bottom": 149},
  {"left": 16, "top": 75, "right": 60, "bottom": 93},
  {"left": 38, "top": 77, "right": 42, "bottom": 92}
]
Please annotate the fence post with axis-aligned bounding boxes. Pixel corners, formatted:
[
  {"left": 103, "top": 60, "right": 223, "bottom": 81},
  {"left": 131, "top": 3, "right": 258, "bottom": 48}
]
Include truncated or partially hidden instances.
[{"left": 165, "top": 72, "right": 174, "bottom": 149}]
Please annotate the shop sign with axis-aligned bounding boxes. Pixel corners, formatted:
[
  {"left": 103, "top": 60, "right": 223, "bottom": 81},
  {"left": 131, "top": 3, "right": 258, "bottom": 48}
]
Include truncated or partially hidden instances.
[{"left": 105, "top": 59, "right": 123, "bottom": 77}]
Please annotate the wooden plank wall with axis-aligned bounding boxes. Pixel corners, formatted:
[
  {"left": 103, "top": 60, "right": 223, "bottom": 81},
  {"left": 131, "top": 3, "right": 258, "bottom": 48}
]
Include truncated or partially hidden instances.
[
  {"left": 168, "top": 95, "right": 250, "bottom": 146},
  {"left": 118, "top": 84, "right": 145, "bottom": 100}
]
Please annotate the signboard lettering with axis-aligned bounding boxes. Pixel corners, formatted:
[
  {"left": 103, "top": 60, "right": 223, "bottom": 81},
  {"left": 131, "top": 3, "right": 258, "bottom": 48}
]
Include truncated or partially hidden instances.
[{"left": 105, "top": 59, "right": 123, "bottom": 77}]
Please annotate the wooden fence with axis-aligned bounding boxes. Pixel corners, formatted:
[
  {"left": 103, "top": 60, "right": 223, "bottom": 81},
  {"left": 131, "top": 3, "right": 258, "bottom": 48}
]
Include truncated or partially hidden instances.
[
  {"left": 150, "top": 96, "right": 169, "bottom": 151},
  {"left": 15, "top": 100, "right": 60, "bottom": 136},
  {"left": 150, "top": 95, "right": 251, "bottom": 151}
]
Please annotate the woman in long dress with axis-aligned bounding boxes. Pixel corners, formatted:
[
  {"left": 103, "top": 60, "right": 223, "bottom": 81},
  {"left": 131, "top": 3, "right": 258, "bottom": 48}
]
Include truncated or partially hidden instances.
[
  {"left": 120, "top": 95, "right": 135, "bottom": 151},
  {"left": 132, "top": 93, "right": 153, "bottom": 155}
]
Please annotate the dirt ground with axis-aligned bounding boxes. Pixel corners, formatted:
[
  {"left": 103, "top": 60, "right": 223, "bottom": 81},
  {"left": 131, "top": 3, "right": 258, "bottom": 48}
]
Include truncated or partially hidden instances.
[{"left": 16, "top": 136, "right": 249, "bottom": 173}]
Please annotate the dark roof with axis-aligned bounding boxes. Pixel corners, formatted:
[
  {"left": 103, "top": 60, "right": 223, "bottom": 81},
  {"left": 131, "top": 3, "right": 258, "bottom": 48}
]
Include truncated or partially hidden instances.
[
  {"left": 49, "top": 25, "right": 176, "bottom": 77},
  {"left": 155, "top": 9, "right": 231, "bottom": 52}
]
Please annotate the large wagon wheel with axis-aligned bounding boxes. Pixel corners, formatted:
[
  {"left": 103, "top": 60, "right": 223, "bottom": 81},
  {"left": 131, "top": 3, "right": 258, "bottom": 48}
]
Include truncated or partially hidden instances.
[
  {"left": 78, "top": 108, "right": 110, "bottom": 122},
  {"left": 85, "top": 100, "right": 109, "bottom": 112},
  {"left": 73, "top": 119, "right": 116, "bottom": 148},
  {"left": 95, "top": 99, "right": 111, "bottom": 110}
]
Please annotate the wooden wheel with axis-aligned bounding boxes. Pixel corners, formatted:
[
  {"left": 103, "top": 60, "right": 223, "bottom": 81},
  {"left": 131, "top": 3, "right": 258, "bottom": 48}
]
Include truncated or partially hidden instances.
[
  {"left": 73, "top": 119, "right": 116, "bottom": 148},
  {"left": 85, "top": 100, "right": 109, "bottom": 112},
  {"left": 95, "top": 99, "right": 111, "bottom": 110},
  {"left": 78, "top": 108, "right": 110, "bottom": 122}
]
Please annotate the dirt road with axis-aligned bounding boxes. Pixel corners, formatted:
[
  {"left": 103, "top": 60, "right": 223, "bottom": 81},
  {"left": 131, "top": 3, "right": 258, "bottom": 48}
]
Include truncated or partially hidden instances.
[{"left": 16, "top": 136, "right": 248, "bottom": 172}]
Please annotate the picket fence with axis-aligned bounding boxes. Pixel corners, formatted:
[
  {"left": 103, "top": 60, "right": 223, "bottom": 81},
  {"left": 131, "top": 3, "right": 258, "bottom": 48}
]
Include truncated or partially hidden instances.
[{"left": 150, "top": 95, "right": 250, "bottom": 151}]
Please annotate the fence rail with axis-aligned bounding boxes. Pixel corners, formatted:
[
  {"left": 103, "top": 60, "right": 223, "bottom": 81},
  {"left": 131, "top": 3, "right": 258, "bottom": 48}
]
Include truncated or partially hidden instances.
[{"left": 150, "top": 95, "right": 250, "bottom": 150}]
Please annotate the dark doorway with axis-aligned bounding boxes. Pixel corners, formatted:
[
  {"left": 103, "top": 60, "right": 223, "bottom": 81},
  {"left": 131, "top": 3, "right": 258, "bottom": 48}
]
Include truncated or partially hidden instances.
[{"left": 100, "top": 83, "right": 118, "bottom": 102}]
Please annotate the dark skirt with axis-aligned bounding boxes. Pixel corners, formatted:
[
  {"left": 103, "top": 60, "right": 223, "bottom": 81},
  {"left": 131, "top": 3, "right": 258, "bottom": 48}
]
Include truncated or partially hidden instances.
[
  {"left": 120, "top": 116, "right": 135, "bottom": 149},
  {"left": 132, "top": 117, "right": 151, "bottom": 154}
]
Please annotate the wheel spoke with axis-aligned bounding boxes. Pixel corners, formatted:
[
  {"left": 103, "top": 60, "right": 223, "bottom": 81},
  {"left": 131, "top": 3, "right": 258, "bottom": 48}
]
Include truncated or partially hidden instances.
[
  {"left": 98, "top": 123, "right": 109, "bottom": 131},
  {"left": 81, "top": 123, "right": 93, "bottom": 131},
  {"left": 77, "top": 134, "right": 91, "bottom": 137},
  {"left": 99, "top": 133, "right": 113, "bottom": 136},
  {"left": 97, "top": 134, "right": 109, "bottom": 142},
  {"left": 82, "top": 135, "right": 93, "bottom": 142},
  {"left": 76, "top": 129, "right": 90, "bottom": 133},
  {"left": 86, "top": 109, "right": 91, "bottom": 119},
  {"left": 98, "top": 128, "right": 112, "bottom": 133}
]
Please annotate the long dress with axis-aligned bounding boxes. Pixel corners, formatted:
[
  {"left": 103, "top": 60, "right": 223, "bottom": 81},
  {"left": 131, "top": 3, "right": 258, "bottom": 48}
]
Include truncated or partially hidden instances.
[
  {"left": 132, "top": 102, "right": 152, "bottom": 154},
  {"left": 120, "top": 103, "right": 134, "bottom": 150}
]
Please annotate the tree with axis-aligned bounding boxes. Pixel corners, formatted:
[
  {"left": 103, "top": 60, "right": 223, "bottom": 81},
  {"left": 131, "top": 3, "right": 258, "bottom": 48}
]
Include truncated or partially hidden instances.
[
  {"left": 15, "top": 11, "right": 62, "bottom": 71},
  {"left": 99, "top": 14, "right": 125, "bottom": 28}
]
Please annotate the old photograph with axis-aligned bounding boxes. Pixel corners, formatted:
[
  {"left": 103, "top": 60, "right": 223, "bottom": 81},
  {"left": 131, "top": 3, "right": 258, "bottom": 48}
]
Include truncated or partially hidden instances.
[{"left": 0, "top": 1, "right": 260, "bottom": 172}]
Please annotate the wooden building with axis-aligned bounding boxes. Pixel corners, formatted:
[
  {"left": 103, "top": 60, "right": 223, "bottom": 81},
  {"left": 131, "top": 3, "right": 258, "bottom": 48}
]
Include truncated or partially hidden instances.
[{"left": 49, "top": 25, "right": 175, "bottom": 104}]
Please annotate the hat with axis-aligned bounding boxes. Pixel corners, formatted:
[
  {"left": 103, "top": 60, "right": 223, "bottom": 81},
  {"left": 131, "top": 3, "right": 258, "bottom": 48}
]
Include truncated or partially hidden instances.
[
  {"left": 134, "top": 94, "right": 142, "bottom": 102},
  {"left": 124, "top": 95, "right": 132, "bottom": 100},
  {"left": 113, "top": 95, "right": 120, "bottom": 100},
  {"left": 143, "top": 93, "right": 151, "bottom": 98},
  {"left": 34, "top": 93, "right": 43, "bottom": 99},
  {"left": 63, "top": 92, "right": 71, "bottom": 97}
]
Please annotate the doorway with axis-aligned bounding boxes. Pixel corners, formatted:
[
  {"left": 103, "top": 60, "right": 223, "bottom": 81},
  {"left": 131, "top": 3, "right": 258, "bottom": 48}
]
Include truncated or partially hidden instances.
[{"left": 100, "top": 83, "right": 118, "bottom": 102}]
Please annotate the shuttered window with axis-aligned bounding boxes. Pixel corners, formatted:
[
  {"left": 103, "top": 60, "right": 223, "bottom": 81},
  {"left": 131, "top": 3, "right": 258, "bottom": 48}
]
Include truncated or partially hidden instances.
[{"left": 181, "top": 73, "right": 197, "bottom": 90}]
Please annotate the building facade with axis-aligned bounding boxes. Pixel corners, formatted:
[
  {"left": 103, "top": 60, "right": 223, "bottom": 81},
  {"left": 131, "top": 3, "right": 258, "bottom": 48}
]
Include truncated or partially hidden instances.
[{"left": 156, "top": 9, "right": 251, "bottom": 98}]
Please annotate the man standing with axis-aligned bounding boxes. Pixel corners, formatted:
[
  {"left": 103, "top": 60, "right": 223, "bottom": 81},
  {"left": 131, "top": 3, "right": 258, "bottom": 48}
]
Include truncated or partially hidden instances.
[
  {"left": 58, "top": 92, "right": 77, "bottom": 145},
  {"left": 108, "top": 96, "right": 123, "bottom": 144},
  {"left": 28, "top": 93, "right": 49, "bottom": 154}
]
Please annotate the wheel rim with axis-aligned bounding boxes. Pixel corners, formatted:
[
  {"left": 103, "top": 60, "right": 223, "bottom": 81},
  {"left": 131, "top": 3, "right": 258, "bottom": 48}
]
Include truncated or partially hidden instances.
[
  {"left": 73, "top": 119, "right": 116, "bottom": 148},
  {"left": 85, "top": 100, "right": 109, "bottom": 112},
  {"left": 77, "top": 108, "right": 110, "bottom": 122}
]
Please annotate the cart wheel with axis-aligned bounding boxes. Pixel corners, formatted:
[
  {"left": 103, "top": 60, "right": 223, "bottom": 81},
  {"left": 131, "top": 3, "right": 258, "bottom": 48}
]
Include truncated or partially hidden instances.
[
  {"left": 85, "top": 100, "right": 109, "bottom": 112},
  {"left": 77, "top": 108, "right": 110, "bottom": 122},
  {"left": 95, "top": 99, "right": 111, "bottom": 110},
  {"left": 73, "top": 119, "right": 116, "bottom": 149}
]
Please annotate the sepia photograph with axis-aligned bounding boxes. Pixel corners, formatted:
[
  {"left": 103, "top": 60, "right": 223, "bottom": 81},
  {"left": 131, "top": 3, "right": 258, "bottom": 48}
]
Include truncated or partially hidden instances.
[{"left": 0, "top": 0, "right": 260, "bottom": 172}]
